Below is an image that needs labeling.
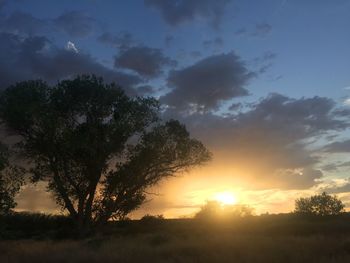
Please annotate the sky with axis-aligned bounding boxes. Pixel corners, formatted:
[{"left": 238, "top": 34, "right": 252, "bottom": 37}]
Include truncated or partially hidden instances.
[{"left": 1, "top": 0, "right": 350, "bottom": 218}]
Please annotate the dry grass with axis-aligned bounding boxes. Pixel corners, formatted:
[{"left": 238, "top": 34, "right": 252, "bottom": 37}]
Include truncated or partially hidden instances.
[
  {"left": 2, "top": 214, "right": 350, "bottom": 262},
  {"left": 2, "top": 230, "right": 350, "bottom": 262}
]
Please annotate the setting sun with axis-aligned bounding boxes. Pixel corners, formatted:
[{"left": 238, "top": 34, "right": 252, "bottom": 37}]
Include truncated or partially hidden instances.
[{"left": 214, "top": 192, "right": 238, "bottom": 205}]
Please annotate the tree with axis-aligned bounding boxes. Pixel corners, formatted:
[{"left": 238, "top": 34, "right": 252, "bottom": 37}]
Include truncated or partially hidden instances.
[
  {"left": 0, "top": 75, "right": 211, "bottom": 232},
  {"left": 0, "top": 143, "right": 23, "bottom": 214},
  {"left": 294, "top": 192, "right": 345, "bottom": 216},
  {"left": 195, "top": 201, "right": 253, "bottom": 220}
]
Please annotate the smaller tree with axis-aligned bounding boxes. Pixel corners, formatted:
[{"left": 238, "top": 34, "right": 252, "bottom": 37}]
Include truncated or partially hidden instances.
[
  {"left": 0, "top": 144, "right": 24, "bottom": 214},
  {"left": 294, "top": 192, "right": 345, "bottom": 216}
]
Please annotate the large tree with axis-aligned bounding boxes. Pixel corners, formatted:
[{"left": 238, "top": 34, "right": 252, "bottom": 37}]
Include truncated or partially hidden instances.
[
  {"left": 294, "top": 192, "right": 345, "bottom": 216},
  {"left": 0, "top": 75, "right": 211, "bottom": 231},
  {"left": 0, "top": 143, "right": 23, "bottom": 214}
]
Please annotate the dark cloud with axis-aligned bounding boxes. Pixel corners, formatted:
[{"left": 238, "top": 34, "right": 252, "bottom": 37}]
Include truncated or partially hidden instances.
[
  {"left": 114, "top": 45, "right": 177, "bottom": 78},
  {"left": 98, "top": 31, "right": 135, "bottom": 50},
  {"left": 0, "top": 33, "right": 142, "bottom": 92},
  {"left": 162, "top": 52, "right": 254, "bottom": 112},
  {"left": 241, "top": 94, "right": 345, "bottom": 136},
  {"left": 252, "top": 23, "right": 272, "bottom": 37},
  {"left": 0, "top": 0, "right": 5, "bottom": 10},
  {"left": 136, "top": 85, "right": 155, "bottom": 95},
  {"left": 252, "top": 51, "right": 277, "bottom": 74},
  {"left": 321, "top": 161, "right": 350, "bottom": 172},
  {"left": 235, "top": 28, "right": 247, "bottom": 36},
  {"left": 321, "top": 163, "right": 338, "bottom": 172},
  {"left": 190, "top": 51, "right": 202, "bottom": 58},
  {"left": 164, "top": 93, "right": 347, "bottom": 189},
  {"left": 53, "top": 11, "right": 95, "bottom": 37},
  {"left": 144, "top": 0, "right": 232, "bottom": 28},
  {"left": 202, "top": 37, "right": 224, "bottom": 49},
  {"left": 0, "top": 10, "right": 96, "bottom": 38},
  {"left": 234, "top": 24, "right": 272, "bottom": 38},
  {"left": 0, "top": 11, "right": 45, "bottom": 35},
  {"left": 228, "top": 102, "right": 242, "bottom": 111},
  {"left": 338, "top": 161, "right": 350, "bottom": 168},
  {"left": 273, "top": 168, "right": 323, "bottom": 189},
  {"left": 164, "top": 35, "right": 174, "bottom": 47},
  {"left": 323, "top": 140, "right": 350, "bottom": 153},
  {"left": 321, "top": 178, "right": 350, "bottom": 194},
  {"left": 259, "top": 51, "right": 277, "bottom": 62}
]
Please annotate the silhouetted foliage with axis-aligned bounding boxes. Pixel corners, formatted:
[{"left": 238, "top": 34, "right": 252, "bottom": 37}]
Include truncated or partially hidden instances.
[
  {"left": 140, "top": 214, "right": 164, "bottom": 222},
  {"left": 0, "top": 75, "right": 211, "bottom": 234},
  {"left": 0, "top": 212, "right": 75, "bottom": 239},
  {"left": 295, "top": 192, "right": 345, "bottom": 216},
  {"left": 0, "top": 144, "right": 23, "bottom": 215},
  {"left": 195, "top": 201, "right": 254, "bottom": 220}
]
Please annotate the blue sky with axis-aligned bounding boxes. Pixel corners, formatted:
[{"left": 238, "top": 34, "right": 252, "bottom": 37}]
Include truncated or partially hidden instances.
[
  {"left": 1, "top": 0, "right": 350, "bottom": 216},
  {"left": 4, "top": 0, "right": 349, "bottom": 101}
]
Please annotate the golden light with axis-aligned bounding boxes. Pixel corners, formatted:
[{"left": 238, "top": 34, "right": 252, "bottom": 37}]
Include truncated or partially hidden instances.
[{"left": 214, "top": 191, "right": 238, "bottom": 205}]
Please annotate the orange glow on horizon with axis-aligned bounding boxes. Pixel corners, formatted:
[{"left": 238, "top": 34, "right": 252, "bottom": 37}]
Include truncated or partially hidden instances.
[{"left": 214, "top": 191, "right": 238, "bottom": 205}]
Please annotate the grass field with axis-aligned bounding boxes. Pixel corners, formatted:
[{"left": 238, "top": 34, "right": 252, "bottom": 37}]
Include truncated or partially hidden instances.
[{"left": 2, "top": 213, "right": 350, "bottom": 262}]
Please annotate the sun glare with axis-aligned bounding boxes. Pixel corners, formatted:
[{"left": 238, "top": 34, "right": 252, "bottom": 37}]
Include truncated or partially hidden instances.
[{"left": 214, "top": 191, "right": 237, "bottom": 205}]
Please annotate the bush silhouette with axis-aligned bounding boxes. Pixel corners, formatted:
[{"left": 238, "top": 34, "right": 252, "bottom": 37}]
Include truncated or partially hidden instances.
[{"left": 294, "top": 192, "right": 345, "bottom": 216}]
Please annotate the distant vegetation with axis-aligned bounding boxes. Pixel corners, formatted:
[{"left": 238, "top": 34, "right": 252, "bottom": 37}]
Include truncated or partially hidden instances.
[{"left": 195, "top": 201, "right": 254, "bottom": 220}]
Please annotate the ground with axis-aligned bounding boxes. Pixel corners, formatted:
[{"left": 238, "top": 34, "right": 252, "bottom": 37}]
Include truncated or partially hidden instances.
[{"left": 1, "top": 214, "right": 350, "bottom": 262}]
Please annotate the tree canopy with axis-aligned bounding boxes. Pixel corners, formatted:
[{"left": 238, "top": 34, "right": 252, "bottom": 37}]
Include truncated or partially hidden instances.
[
  {"left": 294, "top": 192, "right": 345, "bottom": 216},
  {"left": 0, "top": 75, "right": 211, "bottom": 230}
]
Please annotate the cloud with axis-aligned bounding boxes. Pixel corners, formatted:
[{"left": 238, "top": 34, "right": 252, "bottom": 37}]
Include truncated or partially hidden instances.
[
  {"left": 320, "top": 178, "right": 350, "bottom": 194},
  {"left": 136, "top": 85, "right": 156, "bottom": 95},
  {"left": 0, "top": 33, "right": 142, "bottom": 92},
  {"left": 0, "top": 10, "right": 96, "bottom": 38},
  {"left": 252, "top": 23, "right": 272, "bottom": 37},
  {"left": 234, "top": 24, "right": 272, "bottom": 38},
  {"left": 0, "top": 0, "right": 6, "bottom": 10},
  {"left": 323, "top": 140, "right": 350, "bottom": 153},
  {"left": 190, "top": 51, "right": 202, "bottom": 58},
  {"left": 53, "top": 11, "right": 95, "bottom": 38},
  {"left": 98, "top": 31, "right": 135, "bottom": 50},
  {"left": 0, "top": 11, "right": 45, "bottom": 35},
  {"left": 144, "top": 0, "right": 232, "bottom": 28},
  {"left": 202, "top": 37, "right": 224, "bottom": 49},
  {"left": 66, "top": 41, "right": 78, "bottom": 53},
  {"left": 253, "top": 51, "right": 277, "bottom": 74},
  {"left": 162, "top": 52, "right": 254, "bottom": 112},
  {"left": 235, "top": 28, "right": 247, "bottom": 36},
  {"left": 164, "top": 93, "right": 347, "bottom": 189},
  {"left": 164, "top": 35, "right": 174, "bottom": 47},
  {"left": 228, "top": 102, "right": 242, "bottom": 111},
  {"left": 114, "top": 45, "right": 177, "bottom": 78},
  {"left": 273, "top": 168, "right": 323, "bottom": 189},
  {"left": 321, "top": 161, "right": 350, "bottom": 172}
]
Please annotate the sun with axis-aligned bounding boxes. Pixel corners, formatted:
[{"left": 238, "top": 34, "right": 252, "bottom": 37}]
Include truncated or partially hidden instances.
[{"left": 214, "top": 191, "right": 237, "bottom": 205}]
